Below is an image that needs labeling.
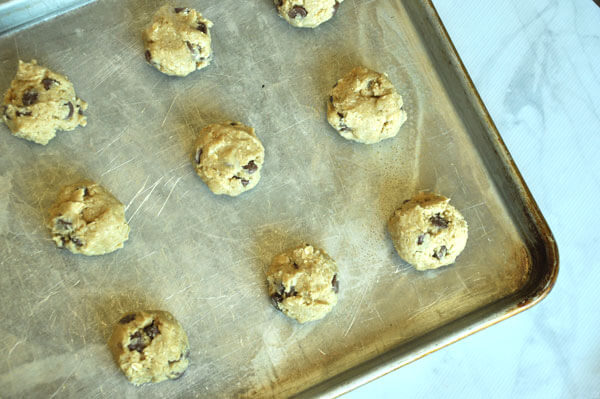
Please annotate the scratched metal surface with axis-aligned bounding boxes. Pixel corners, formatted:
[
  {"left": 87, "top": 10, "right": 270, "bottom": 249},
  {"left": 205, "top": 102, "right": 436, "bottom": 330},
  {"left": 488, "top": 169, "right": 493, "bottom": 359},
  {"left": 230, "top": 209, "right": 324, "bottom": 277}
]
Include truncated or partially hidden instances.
[{"left": 0, "top": 0, "right": 541, "bottom": 398}]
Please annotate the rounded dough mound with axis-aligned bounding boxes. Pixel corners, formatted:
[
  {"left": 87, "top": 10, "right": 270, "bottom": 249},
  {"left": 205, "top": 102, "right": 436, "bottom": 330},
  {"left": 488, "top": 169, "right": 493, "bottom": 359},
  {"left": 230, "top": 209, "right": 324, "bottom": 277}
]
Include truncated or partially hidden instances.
[
  {"left": 109, "top": 310, "right": 190, "bottom": 386},
  {"left": 47, "top": 181, "right": 129, "bottom": 256},
  {"left": 275, "top": 0, "right": 343, "bottom": 28},
  {"left": 267, "top": 244, "right": 339, "bottom": 323},
  {"left": 194, "top": 122, "right": 265, "bottom": 197},
  {"left": 388, "top": 193, "right": 468, "bottom": 270},
  {"left": 142, "top": 5, "right": 213, "bottom": 77},
  {"left": 1, "top": 60, "right": 87, "bottom": 145},
  {"left": 327, "top": 66, "right": 407, "bottom": 144}
]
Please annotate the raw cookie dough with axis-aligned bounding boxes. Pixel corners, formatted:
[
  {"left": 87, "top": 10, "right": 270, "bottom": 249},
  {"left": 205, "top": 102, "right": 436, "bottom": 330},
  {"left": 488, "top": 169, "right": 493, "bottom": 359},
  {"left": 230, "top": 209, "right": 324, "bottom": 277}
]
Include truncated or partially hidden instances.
[
  {"left": 193, "top": 122, "right": 265, "bottom": 197},
  {"left": 47, "top": 181, "right": 130, "bottom": 256},
  {"left": 327, "top": 66, "right": 407, "bottom": 144},
  {"left": 267, "top": 243, "right": 339, "bottom": 323},
  {"left": 109, "top": 310, "right": 190, "bottom": 386},
  {"left": 142, "top": 5, "right": 213, "bottom": 77},
  {"left": 1, "top": 60, "right": 87, "bottom": 145},
  {"left": 388, "top": 192, "right": 468, "bottom": 270},
  {"left": 275, "top": 0, "right": 343, "bottom": 28}
]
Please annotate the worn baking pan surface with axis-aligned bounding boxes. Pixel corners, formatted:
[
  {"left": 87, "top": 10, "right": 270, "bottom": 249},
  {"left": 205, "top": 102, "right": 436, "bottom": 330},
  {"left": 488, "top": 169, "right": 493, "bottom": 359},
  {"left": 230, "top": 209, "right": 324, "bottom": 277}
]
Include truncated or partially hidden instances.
[{"left": 0, "top": 0, "right": 557, "bottom": 398}]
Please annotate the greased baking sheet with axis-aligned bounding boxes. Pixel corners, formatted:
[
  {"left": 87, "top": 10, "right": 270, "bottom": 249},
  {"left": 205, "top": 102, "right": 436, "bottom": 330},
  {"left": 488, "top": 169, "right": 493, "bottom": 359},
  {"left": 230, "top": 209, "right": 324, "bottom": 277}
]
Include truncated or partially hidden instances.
[{"left": 0, "top": 1, "right": 558, "bottom": 398}]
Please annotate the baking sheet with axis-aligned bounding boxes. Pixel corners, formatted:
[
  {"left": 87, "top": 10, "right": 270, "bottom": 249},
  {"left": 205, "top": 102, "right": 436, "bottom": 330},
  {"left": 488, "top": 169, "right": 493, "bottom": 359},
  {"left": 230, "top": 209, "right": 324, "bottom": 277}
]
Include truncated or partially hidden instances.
[{"left": 0, "top": 1, "right": 557, "bottom": 398}]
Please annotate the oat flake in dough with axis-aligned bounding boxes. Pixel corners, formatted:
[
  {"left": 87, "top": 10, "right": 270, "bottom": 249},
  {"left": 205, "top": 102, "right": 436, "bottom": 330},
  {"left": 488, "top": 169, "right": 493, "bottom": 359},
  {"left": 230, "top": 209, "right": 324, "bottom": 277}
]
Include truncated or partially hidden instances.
[
  {"left": 143, "top": 5, "right": 213, "bottom": 77},
  {"left": 267, "top": 244, "right": 339, "bottom": 323},
  {"left": 275, "top": 0, "right": 343, "bottom": 28},
  {"left": 194, "top": 122, "right": 265, "bottom": 197},
  {"left": 327, "top": 66, "right": 407, "bottom": 144},
  {"left": 1, "top": 60, "right": 87, "bottom": 145},
  {"left": 109, "top": 310, "right": 190, "bottom": 386},
  {"left": 388, "top": 192, "right": 468, "bottom": 270},
  {"left": 47, "top": 181, "right": 129, "bottom": 256}
]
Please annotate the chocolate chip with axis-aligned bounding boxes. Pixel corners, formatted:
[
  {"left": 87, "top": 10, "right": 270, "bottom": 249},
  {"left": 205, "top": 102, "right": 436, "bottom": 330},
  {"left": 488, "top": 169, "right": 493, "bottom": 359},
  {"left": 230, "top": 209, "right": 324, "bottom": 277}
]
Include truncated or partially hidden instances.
[
  {"left": 197, "top": 22, "right": 207, "bottom": 34},
  {"left": 367, "top": 80, "right": 374, "bottom": 90},
  {"left": 430, "top": 213, "right": 449, "bottom": 228},
  {"left": 332, "top": 274, "right": 339, "bottom": 293},
  {"left": 78, "top": 107, "right": 83, "bottom": 115},
  {"left": 16, "top": 110, "right": 32, "bottom": 117},
  {"left": 242, "top": 160, "right": 258, "bottom": 174},
  {"left": 288, "top": 5, "right": 308, "bottom": 18},
  {"left": 339, "top": 123, "right": 352, "bottom": 132},
  {"left": 22, "top": 90, "right": 38, "bottom": 106},
  {"left": 174, "top": 7, "right": 187, "bottom": 13},
  {"left": 271, "top": 293, "right": 283, "bottom": 309},
  {"left": 277, "top": 0, "right": 283, "bottom": 7},
  {"left": 232, "top": 176, "right": 249, "bottom": 186},
  {"left": 82, "top": 187, "right": 89, "bottom": 197},
  {"left": 230, "top": 122, "right": 238, "bottom": 126},
  {"left": 333, "top": 1, "right": 340, "bottom": 15},
  {"left": 143, "top": 321, "right": 160, "bottom": 339},
  {"left": 128, "top": 331, "right": 146, "bottom": 353},
  {"left": 337, "top": 112, "right": 344, "bottom": 119},
  {"left": 56, "top": 219, "right": 72, "bottom": 230},
  {"left": 65, "top": 102, "right": 74, "bottom": 119},
  {"left": 42, "top": 78, "right": 59, "bottom": 90},
  {"left": 145, "top": 50, "right": 152, "bottom": 63},
  {"left": 293, "top": 262, "right": 299, "bottom": 269},
  {"left": 119, "top": 314, "right": 136, "bottom": 324},
  {"left": 195, "top": 148, "right": 203, "bottom": 164},
  {"left": 288, "top": 286, "right": 297, "bottom": 297},
  {"left": 71, "top": 236, "right": 84, "bottom": 247},
  {"left": 329, "top": 96, "right": 334, "bottom": 104},
  {"left": 433, "top": 245, "right": 447, "bottom": 260},
  {"left": 417, "top": 234, "right": 425, "bottom": 245}
]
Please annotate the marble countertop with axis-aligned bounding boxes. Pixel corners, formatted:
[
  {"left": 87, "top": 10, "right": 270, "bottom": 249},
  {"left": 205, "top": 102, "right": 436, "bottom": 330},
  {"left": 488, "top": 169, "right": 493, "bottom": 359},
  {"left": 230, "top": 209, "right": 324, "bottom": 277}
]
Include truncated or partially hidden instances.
[{"left": 347, "top": 1, "right": 600, "bottom": 397}]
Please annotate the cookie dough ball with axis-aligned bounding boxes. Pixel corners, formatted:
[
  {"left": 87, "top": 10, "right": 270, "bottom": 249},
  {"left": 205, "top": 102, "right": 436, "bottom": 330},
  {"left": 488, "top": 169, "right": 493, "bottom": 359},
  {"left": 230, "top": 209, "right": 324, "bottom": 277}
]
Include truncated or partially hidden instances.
[
  {"left": 388, "top": 193, "right": 468, "bottom": 270},
  {"left": 109, "top": 310, "right": 190, "bottom": 386},
  {"left": 327, "top": 66, "right": 407, "bottom": 144},
  {"left": 1, "top": 60, "right": 87, "bottom": 145},
  {"left": 267, "top": 244, "right": 339, "bottom": 323},
  {"left": 142, "top": 5, "right": 213, "bottom": 77},
  {"left": 193, "top": 122, "right": 265, "bottom": 197},
  {"left": 47, "top": 181, "right": 130, "bottom": 256},
  {"left": 275, "top": 0, "right": 343, "bottom": 28}
]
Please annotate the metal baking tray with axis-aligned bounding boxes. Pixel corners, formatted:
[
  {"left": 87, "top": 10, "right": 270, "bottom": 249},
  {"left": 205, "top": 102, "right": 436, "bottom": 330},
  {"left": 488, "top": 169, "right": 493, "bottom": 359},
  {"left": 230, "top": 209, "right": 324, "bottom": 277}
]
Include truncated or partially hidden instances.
[{"left": 0, "top": 0, "right": 558, "bottom": 397}]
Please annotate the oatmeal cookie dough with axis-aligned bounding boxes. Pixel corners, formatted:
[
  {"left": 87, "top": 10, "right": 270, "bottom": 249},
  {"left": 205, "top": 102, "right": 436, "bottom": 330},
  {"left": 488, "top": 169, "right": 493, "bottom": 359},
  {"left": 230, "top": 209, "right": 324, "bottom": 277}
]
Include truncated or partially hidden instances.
[
  {"left": 327, "top": 66, "right": 407, "bottom": 144},
  {"left": 275, "top": 0, "right": 343, "bottom": 28},
  {"left": 193, "top": 122, "right": 265, "bottom": 197},
  {"left": 47, "top": 181, "right": 129, "bottom": 256},
  {"left": 142, "top": 5, "right": 213, "bottom": 77},
  {"left": 267, "top": 244, "right": 339, "bottom": 323},
  {"left": 388, "top": 193, "right": 468, "bottom": 270},
  {"left": 109, "top": 310, "right": 190, "bottom": 386},
  {"left": 1, "top": 60, "right": 87, "bottom": 145}
]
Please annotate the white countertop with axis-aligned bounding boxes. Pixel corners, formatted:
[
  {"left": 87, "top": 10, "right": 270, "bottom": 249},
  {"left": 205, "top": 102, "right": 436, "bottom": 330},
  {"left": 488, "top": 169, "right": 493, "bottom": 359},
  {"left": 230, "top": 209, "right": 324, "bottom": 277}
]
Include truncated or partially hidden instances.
[{"left": 347, "top": 1, "right": 600, "bottom": 398}]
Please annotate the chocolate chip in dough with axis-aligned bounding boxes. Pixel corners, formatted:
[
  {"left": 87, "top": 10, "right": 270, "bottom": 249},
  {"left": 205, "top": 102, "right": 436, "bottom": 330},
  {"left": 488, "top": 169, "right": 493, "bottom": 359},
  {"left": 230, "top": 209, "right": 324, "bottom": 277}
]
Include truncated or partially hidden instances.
[
  {"left": 332, "top": 274, "right": 339, "bottom": 293},
  {"left": 242, "top": 160, "right": 258, "bottom": 174},
  {"left": 417, "top": 234, "right": 425, "bottom": 245},
  {"left": 430, "top": 213, "right": 449, "bottom": 228},
  {"left": 65, "top": 102, "right": 74, "bottom": 119},
  {"left": 22, "top": 90, "right": 38, "bottom": 106},
  {"left": 288, "top": 5, "right": 308, "bottom": 19},
  {"left": 127, "top": 331, "right": 146, "bottom": 353},
  {"left": 42, "top": 78, "right": 59, "bottom": 90},
  {"left": 197, "top": 22, "right": 207, "bottom": 34},
  {"left": 433, "top": 245, "right": 447, "bottom": 260}
]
